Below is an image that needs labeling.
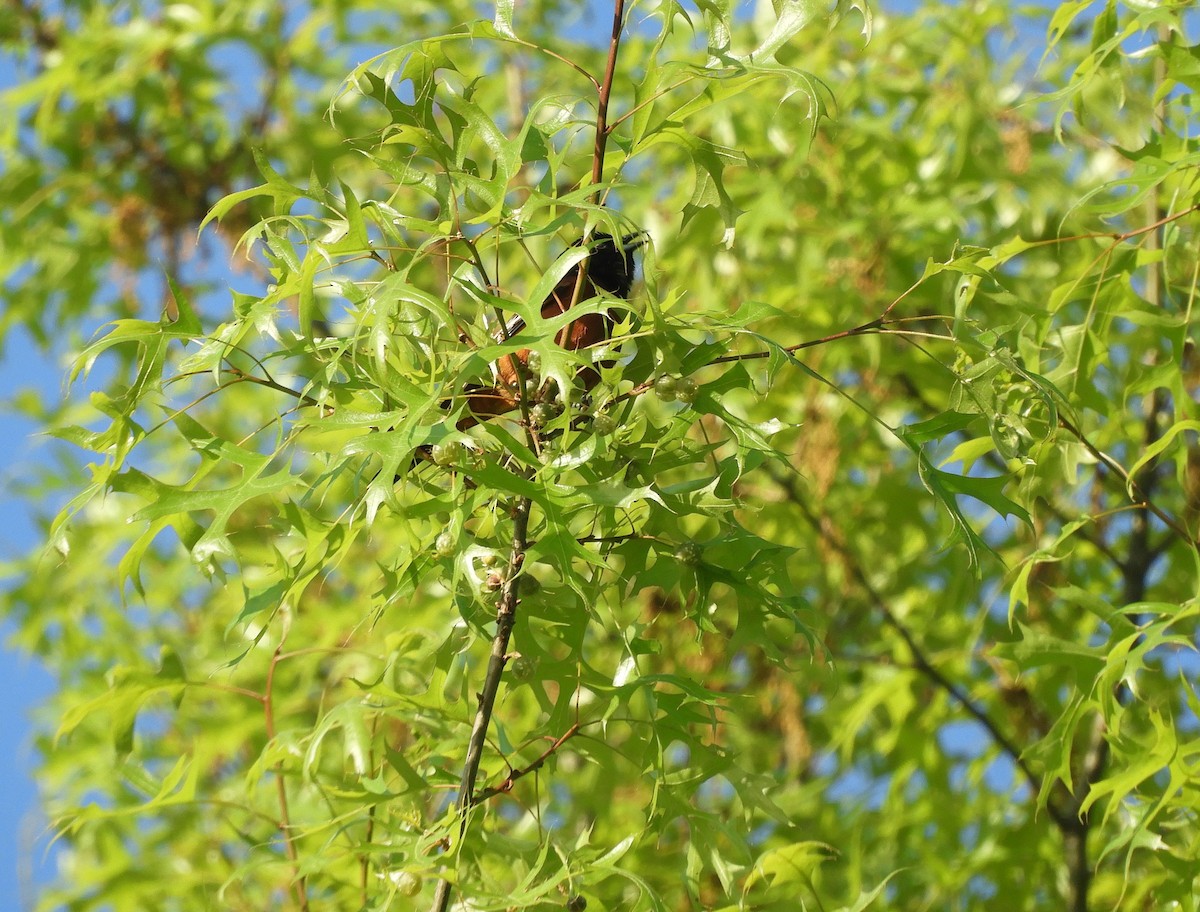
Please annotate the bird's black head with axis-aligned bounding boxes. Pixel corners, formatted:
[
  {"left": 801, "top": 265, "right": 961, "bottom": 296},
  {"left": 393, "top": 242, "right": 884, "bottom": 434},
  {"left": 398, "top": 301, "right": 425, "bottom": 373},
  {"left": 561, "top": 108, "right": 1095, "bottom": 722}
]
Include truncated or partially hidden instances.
[{"left": 577, "top": 230, "right": 647, "bottom": 299}]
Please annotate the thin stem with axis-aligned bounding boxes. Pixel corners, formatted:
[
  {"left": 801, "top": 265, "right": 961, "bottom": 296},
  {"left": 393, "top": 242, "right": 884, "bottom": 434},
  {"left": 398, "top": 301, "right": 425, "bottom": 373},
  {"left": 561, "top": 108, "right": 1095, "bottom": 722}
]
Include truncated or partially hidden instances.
[
  {"left": 607, "top": 76, "right": 699, "bottom": 131},
  {"left": 499, "top": 33, "right": 600, "bottom": 91},
  {"left": 224, "top": 364, "right": 322, "bottom": 409},
  {"left": 361, "top": 719, "right": 379, "bottom": 907},
  {"left": 709, "top": 316, "right": 887, "bottom": 365},
  {"left": 591, "top": 0, "right": 627, "bottom": 190},
  {"left": 472, "top": 722, "right": 582, "bottom": 805},
  {"left": 609, "top": 314, "right": 893, "bottom": 407},
  {"left": 1009, "top": 203, "right": 1200, "bottom": 250}
]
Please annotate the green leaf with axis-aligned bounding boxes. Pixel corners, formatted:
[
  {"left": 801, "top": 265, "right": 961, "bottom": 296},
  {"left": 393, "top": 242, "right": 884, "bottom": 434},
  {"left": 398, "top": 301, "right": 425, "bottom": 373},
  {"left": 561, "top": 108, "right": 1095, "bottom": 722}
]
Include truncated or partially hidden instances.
[
  {"left": 991, "top": 623, "right": 1106, "bottom": 679},
  {"left": 493, "top": 0, "right": 516, "bottom": 38},
  {"left": 746, "top": 841, "right": 836, "bottom": 889},
  {"left": 749, "top": 0, "right": 826, "bottom": 62}
]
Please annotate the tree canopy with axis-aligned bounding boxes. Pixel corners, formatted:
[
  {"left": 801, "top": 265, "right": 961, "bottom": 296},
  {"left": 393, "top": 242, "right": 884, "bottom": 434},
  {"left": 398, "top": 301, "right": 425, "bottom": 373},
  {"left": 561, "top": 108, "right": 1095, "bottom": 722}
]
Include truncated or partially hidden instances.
[{"left": 3, "top": 1, "right": 1200, "bottom": 910}]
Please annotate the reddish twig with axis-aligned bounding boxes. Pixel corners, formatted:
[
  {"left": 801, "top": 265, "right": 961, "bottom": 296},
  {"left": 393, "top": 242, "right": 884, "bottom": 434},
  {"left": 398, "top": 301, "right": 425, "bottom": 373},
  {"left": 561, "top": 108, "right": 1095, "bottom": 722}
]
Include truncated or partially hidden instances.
[
  {"left": 592, "top": 0, "right": 627, "bottom": 188},
  {"left": 473, "top": 722, "right": 583, "bottom": 805}
]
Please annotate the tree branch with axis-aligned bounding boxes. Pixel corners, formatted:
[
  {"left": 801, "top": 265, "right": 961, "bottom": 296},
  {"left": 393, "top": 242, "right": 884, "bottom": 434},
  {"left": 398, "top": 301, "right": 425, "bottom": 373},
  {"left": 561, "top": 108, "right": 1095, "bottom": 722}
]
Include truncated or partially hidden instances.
[
  {"left": 772, "top": 469, "right": 1074, "bottom": 830},
  {"left": 472, "top": 722, "right": 582, "bottom": 805},
  {"left": 1062, "top": 42, "right": 1175, "bottom": 907},
  {"left": 428, "top": 494, "right": 533, "bottom": 912},
  {"left": 591, "top": 0, "right": 627, "bottom": 190},
  {"left": 429, "top": 9, "right": 630, "bottom": 906}
]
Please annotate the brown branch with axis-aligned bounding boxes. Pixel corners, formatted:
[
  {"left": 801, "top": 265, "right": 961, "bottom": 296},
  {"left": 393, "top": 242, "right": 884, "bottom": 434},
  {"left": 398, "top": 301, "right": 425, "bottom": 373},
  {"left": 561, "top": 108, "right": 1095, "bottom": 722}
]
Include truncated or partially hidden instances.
[
  {"left": 1115, "top": 201, "right": 1200, "bottom": 246},
  {"left": 1063, "top": 55, "right": 1176, "bottom": 910},
  {"left": 1013, "top": 203, "right": 1200, "bottom": 251},
  {"left": 428, "top": 494, "right": 533, "bottom": 912},
  {"left": 555, "top": 0, "right": 632, "bottom": 324},
  {"left": 608, "top": 314, "right": 894, "bottom": 408},
  {"left": 591, "top": 0, "right": 627, "bottom": 190},
  {"left": 472, "top": 722, "right": 583, "bottom": 805},
  {"left": 429, "top": 10, "right": 630, "bottom": 907},
  {"left": 599, "top": 200, "right": 1198, "bottom": 410},
  {"left": 773, "top": 470, "right": 1074, "bottom": 830},
  {"left": 711, "top": 316, "right": 887, "bottom": 365}
]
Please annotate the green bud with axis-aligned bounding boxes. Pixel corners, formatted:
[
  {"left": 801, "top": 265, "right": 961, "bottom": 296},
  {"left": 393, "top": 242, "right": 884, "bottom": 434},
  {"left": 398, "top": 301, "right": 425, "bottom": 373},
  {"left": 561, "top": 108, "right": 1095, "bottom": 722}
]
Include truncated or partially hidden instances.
[
  {"left": 433, "top": 532, "right": 455, "bottom": 558},
  {"left": 510, "top": 655, "right": 537, "bottom": 681},
  {"left": 432, "top": 440, "right": 464, "bottom": 466},
  {"left": 676, "top": 377, "right": 698, "bottom": 404},
  {"left": 591, "top": 413, "right": 616, "bottom": 435},
  {"left": 674, "top": 541, "right": 703, "bottom": 567},
  {"left": 395, "top": 872, "right": 423, "bottom": 897}
]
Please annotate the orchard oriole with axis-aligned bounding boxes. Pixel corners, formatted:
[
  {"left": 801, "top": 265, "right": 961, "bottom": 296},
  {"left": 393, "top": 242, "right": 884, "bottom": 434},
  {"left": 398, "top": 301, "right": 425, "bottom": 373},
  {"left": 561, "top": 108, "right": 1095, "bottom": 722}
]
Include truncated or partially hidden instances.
[{"left": 457, "top": 229, "right": 646, "bottom": 429}]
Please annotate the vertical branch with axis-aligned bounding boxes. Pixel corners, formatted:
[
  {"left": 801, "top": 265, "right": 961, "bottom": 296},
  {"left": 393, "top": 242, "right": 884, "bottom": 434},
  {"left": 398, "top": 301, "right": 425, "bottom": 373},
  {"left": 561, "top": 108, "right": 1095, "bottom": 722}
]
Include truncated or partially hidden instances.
[
  {"left": 565, "top": 0, "right": 629, "bottom": 311},
  {"left": 428, "top": 497, "right": 533, "bottom": 912},
  {"left": 429, "top": 7, "right": 629, "bottom": 911},
  {"left": 1062, "top": 816, "right": 1090, "bottom": 912},
  {"left": 591, "top": 0, "right": 627, "bottom": 195},
  {"left": 1063, "top": 25, "right": 1173, "bottom": 912}
]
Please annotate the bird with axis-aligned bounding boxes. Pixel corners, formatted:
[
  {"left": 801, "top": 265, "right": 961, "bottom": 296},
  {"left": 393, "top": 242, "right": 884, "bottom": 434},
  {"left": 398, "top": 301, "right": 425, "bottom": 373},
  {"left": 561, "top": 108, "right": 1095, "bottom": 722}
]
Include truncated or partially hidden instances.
[{"left": 455, "top": 229, "right": 646, "bottom": 430}]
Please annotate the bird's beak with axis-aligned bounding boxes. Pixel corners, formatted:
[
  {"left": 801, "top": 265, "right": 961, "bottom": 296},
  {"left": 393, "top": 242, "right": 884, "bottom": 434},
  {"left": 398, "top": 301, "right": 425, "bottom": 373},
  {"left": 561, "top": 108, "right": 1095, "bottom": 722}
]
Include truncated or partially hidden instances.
[{"left": 620, "top": 230, "right": 650, "bottom": 253}]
